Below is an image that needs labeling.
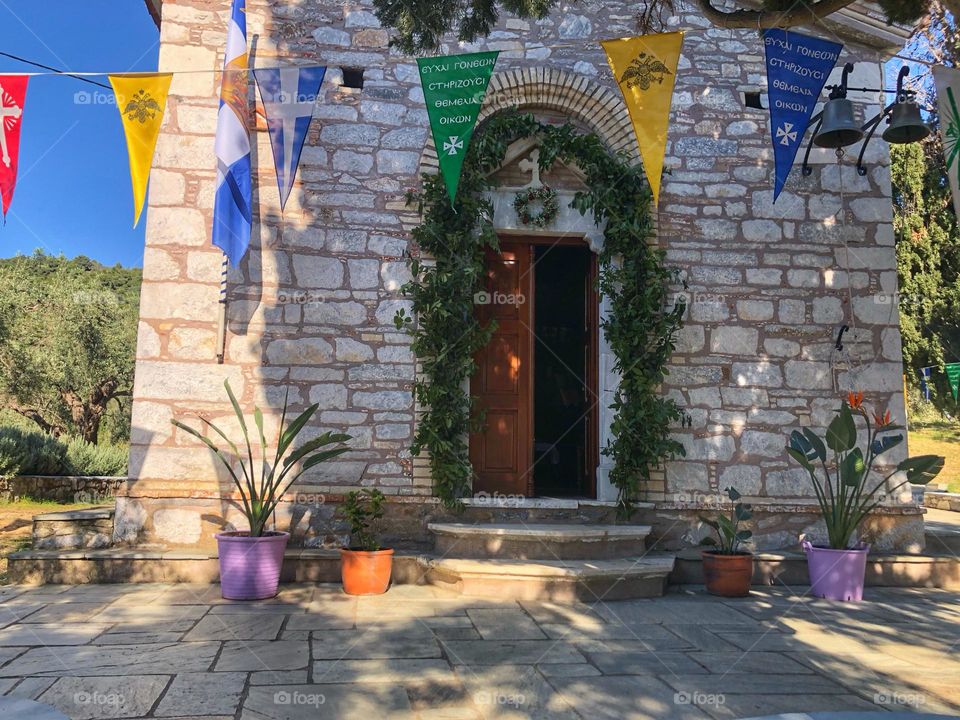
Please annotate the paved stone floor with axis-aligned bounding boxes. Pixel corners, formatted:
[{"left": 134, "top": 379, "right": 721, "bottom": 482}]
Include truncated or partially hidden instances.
[{"left": 0, "top": 583, "right": 958, "bottom": 719}]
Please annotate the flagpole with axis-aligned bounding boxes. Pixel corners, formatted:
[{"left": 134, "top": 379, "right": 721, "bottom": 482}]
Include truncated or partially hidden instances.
[{"left": 216, "top": 254, "right": 228, "bottom": 364}]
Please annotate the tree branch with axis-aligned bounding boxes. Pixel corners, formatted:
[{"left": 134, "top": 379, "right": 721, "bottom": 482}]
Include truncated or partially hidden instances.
[
  {"left": 4, "top": 401, "right": 66, "bottom": 437},
  {"left": 690, "top": 0, "right": 858, "bottom": 28}
]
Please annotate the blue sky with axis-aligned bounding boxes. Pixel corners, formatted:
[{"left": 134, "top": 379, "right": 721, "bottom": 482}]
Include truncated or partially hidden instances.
[{"left": 0, "top": 1, "right": 159, "bottom": 268}]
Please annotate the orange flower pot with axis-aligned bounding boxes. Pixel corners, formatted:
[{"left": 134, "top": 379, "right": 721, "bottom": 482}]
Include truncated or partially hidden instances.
[
  {"left": 339, "top": 548, "right": 394, "bottom": 595},
  {"left": 701, "top": 550, "right": 754, "bottom": 597}
]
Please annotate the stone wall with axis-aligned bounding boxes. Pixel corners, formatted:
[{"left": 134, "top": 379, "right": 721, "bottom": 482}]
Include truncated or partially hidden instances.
[
  {"left": 120, "top": 0, "right": 917, "bottom": 549},
  {"left": 0, "top": 476, "right": 124, "bottom": 504}
]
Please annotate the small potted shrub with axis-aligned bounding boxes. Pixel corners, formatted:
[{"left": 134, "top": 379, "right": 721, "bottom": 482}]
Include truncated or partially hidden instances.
[
  {"left": 788, "top": 392, "right": 943, "bottom": 601},
  {"left": 339, "top": 488, "right": 393, "bottom": 595},
  {"left": 698, "top": 486, "right": 754, "bottom": 597},
  {"left": 172, "top": 380, "right": 350, "bottom": 600}
]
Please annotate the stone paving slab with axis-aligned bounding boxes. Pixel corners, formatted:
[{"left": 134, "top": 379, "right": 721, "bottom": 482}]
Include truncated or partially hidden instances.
[
  {"left": 0, "top": 584, "right": 957, "bottom": 718},
  {"left": 39, "top": 675, "right": 168, "bottom": 719}
]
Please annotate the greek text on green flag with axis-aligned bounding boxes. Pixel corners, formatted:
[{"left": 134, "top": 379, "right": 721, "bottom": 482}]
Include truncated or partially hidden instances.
[
  {"left": 418, "top": 51, "right": 499, "bottom": 204},
  {"left": 946, "top": 362, "right": 960, "bottom": 402}
]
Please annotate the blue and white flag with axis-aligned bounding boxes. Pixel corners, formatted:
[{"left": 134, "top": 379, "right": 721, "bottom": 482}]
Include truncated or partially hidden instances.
[
  {"left": 252, "top": 65, "right": 326, "bottom": 211},
  {"left": 762, "top": 29, "right": 842, "bottom": 202},
  {"left": 212, "top": 0, "right": 251, "bottom": 266}
]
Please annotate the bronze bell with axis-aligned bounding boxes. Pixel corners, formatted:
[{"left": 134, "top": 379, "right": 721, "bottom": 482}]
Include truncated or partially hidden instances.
[
  {"left": 814, "top": 97, "right": 864, "bottom": 148},
  {"left": 882, "top": 101, "right": 930, "bottom": 144}
]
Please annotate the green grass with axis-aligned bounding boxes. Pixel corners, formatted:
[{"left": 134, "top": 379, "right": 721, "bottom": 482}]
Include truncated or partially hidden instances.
[
  {"left": 0, "top": 496, "right": 111, "bottom": 511},
  {"left": 909, "top": 421, "right": 960, "bottom": 493}
]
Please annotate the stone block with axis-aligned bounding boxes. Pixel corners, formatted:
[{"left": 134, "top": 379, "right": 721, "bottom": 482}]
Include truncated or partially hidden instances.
[
  {"left": 292, "top": 255, "right": 344, "bottom": 289},
  {"left": 740, "top": 430, "right": 785, "bottom": 458},
  {"left": 710, "top": 327, "right": 758, "bottom": 354},
  {"left": 785, "top": 360, "right": 832, "bottom": 390},
  {"left": 737, "top": 300, "right": 774, "bottom": 321},
  {"left": 731, "top": 362, "right": 783, "bottom": 388},
  {"left": 266, "top": 338, "right": 334, "bottom": 365},
  {"left": 718, "top": 465, "right": 762, "bottom": 494}
]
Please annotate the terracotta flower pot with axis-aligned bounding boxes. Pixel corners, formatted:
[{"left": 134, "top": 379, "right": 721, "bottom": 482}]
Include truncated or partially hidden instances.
[
  {"left": 340, "top": 547, "right": 394, "bottom": 595},
  {"left": 701, "top": 550, "right": 754, "bottom": 597}
]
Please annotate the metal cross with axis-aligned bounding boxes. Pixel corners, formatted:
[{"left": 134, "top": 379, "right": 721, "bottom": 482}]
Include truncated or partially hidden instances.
[
  {"left": 0, "top": 84, "right": 22, "bottom": 168},
  {"left": 518, "top": 149, "right": 543, "bottom": 189}
]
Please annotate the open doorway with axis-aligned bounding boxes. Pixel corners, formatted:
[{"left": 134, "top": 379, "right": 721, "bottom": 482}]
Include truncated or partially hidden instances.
[
  {"left": 469, "top": 238, "right": 597, "bottom": 499},
  {"left": 532, "top": 244, "right": 593, "bottom": 497}
]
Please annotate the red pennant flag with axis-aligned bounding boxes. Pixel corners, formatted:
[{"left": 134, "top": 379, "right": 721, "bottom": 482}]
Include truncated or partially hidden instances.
[{"left": 0, "top": 76, "right": 29, "bottom": 220}]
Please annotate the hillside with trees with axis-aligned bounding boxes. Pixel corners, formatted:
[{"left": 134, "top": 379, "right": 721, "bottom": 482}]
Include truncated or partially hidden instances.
[{"left": 0, "top": 252, "right": 139, "bottom": 477}]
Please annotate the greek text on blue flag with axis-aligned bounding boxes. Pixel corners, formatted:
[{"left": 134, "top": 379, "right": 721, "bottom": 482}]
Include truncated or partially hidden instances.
[
  {"left": 763, "top": 29, "right": 842, "bottom": 202},
  {"left": 253, "top": 65, "right": 326, "bottom": 212}
]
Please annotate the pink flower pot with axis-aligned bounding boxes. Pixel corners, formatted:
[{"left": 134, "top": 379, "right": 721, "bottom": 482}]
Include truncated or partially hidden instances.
[
  {"left": 216, "top": 531, "right": 289, "bottom": 600},
  {"left": 802, "top": 540, "right": 870, "bottom": 602}
]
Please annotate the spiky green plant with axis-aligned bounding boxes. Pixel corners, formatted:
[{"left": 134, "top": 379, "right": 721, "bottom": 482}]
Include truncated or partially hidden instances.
[
  {"left": 787, "top": 393, "right": 944, "bottom": 549},
  {"left": 171, "top": 380, "right": 350, "bottom": 537},
  {"left": 699, "top": 486, "right": 753, "bottom": 555}
]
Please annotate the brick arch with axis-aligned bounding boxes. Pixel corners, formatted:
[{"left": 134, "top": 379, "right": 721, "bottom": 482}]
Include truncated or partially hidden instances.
[{"left": 418, "top": 68, "right": 637, "bottom": 175}]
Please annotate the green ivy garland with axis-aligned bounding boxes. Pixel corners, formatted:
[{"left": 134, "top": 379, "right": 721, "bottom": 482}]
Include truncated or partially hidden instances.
[
  {"left": 396, "top": 112, "right": 688, "bottom": 516},
  {"left": 513, "top": 185, "right": 559, "bottom": 228}
]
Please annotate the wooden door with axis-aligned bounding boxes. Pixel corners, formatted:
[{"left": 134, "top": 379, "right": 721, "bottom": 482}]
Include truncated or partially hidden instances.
[{"left": 469, "top": 243, "right": 533, "bottom": 497}]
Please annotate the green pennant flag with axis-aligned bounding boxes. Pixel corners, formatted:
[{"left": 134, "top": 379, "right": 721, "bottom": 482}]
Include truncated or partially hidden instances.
[
  {"left": 946, "top": 362, "right": 960, "bottom": 402},
  {"left": 418, "top": 51, "right": 499, "bottom": 205}
]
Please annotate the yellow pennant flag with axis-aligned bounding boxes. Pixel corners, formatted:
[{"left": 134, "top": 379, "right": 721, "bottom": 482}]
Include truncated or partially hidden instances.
[
  {"left": 601, "top": 32, "right": 683, "bottom": 204},
  {"left": 108, "top": 73, "right": 172, "bottom": 227}
]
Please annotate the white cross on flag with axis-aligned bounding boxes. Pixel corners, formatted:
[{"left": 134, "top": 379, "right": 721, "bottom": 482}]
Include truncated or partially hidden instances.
[
  {"left": 253, "top": 64, "right": 326, "bottom": 211},
  {"left": 0, "top": 75, "right": 28, "bottom": 221}
]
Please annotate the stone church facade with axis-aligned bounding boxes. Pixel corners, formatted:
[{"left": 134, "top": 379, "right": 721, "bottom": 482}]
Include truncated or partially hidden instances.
[{"left": 119, "top": 0, "right": 921, "bottom": 551}]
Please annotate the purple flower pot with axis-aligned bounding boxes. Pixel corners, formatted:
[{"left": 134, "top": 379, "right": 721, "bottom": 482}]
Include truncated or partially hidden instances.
[
  {"left": 802, "top": 540, "right": 870, "bottom": 602},
  {"left": 216, "top": 531, "right": 289, "bottom": 600}
]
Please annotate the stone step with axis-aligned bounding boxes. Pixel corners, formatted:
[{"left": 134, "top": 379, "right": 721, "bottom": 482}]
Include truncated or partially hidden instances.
[
  {"left": 428, "top": 522, "right": 651, "bottom": 560},
  {"left": 31, "top": 506, "right": 114, "bottom": 550},
  {"left": 672, "top": 548, "right": 960, "bottom": 589},
  {"left": 423, "top": 554, "right": 675, "bottom": 601},
  {"left": 925, "top": 528, "right": 960, "bottom": 554}
]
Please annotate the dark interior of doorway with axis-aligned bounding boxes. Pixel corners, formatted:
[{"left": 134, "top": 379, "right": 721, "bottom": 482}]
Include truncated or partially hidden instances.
[{"left": 532, "top": 244, "right": 591, "bottom": 497}]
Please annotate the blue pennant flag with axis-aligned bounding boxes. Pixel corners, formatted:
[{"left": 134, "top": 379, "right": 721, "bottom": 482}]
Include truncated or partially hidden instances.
[
  {"left": 252, "top": 65, "right": 326, "bottom": 211},
  {"left": 763, "top": 29, "right": 842, "bottom": 202}
]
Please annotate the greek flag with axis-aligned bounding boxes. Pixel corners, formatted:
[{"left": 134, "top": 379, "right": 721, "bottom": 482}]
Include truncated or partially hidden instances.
[
  {"left": 212, "top": 0, "right": 251, "bottom": 266},
  {"left": 252, "top": 65, "right": 326, "bottom": 211}
]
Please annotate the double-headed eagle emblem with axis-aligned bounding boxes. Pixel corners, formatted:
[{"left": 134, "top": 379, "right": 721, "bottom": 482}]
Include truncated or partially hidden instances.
[
  {"left": 619, "top": 52, "right": 672, "bottom": 91},
  {"left": 123, "top": 89, "right": 163, "bottom": 124}
]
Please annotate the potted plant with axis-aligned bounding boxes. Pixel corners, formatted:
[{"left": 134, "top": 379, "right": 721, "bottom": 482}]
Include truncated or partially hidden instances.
[
  {"left": 339, "top": 488, "right": 393, "bottom": 595},
  {"left": 787, "top": 392, "right": 943, "bottom": 601},
  {"left": 172, "top": 380, "right": 350, "bottom": 600},
  {"left": 698, "top": 486, "right": 754, "bottom": 597}
]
